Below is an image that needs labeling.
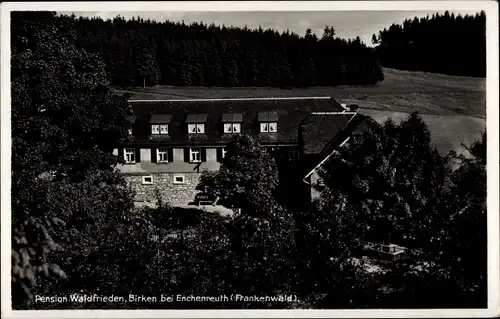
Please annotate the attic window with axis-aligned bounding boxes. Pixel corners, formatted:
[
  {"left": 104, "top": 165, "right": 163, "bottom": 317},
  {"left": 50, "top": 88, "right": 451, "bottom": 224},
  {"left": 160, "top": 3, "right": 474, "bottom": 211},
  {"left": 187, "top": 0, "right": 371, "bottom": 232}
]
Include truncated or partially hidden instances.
[
  {"left": 224, "top": 123, "right": 241, "bottom": 133},
  {"left": 188, "top": 123, "right": 205, "bottom": 134},
  {"left": 149, "top": 114, "right": 171, "bottom": 135},
  {"left": 186, "top": 114, "right": 208, "bottom": 134},
  {"left": 222, "top": 113, "right": 242, "bottom": 134},
  {"left": 258, "top": 112, "right": 278, "bottom": 133}
]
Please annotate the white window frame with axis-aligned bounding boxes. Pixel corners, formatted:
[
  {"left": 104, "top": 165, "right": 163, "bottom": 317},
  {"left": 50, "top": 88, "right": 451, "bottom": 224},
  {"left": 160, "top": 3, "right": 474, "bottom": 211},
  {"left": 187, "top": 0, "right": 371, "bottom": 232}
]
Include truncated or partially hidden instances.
[
  {"left": 260, "top": 122, "right": 277, "bottom": 133},
  {"left": 173, "top": 175, "right": 185, "bottom": 184},
  {"left": 269, "top": 122, "right": 278, "bottom": 133},
  {"left": 157, "top": 148, "right": 169, "bottom": 163},
  {"left": 142, "top": 175, "right": 153, "bottom": 185},
  {"left": 224, "top": 123, "right": 241, "bottom": 134},
  {"left": 152, "top": 124, "right": 169, "bottom": 135},
  {"left": 189, "top": 148, "right": 201, "bottom": 163},
  {"left": 159, "top": 124, "right": 169, "bottom": 135},
  {"left": 188, "top": 123, "right": 205, "bottom": 134},
  {"left": 151, "top": 124, "right": 160, "bottom": 135},
  {"left": 124, "top": 148, "right": 136, "bottom": 163},
  {"left": 222, "top": 148, "right": 228, "bottom": 159}
]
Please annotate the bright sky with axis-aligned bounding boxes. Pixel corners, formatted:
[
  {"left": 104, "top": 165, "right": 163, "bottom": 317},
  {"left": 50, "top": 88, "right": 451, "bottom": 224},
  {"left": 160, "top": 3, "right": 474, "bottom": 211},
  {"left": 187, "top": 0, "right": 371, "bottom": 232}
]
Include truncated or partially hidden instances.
[{"left": 64, "top": 10, "right": 480, "bottom": 46}]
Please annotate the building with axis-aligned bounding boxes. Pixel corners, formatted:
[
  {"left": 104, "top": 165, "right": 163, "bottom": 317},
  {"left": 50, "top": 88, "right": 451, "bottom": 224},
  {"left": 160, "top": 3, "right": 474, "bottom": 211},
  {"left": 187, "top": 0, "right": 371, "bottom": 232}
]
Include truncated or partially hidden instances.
[{"left": 114, "top": 97, "right": 372, "bottom": 207}]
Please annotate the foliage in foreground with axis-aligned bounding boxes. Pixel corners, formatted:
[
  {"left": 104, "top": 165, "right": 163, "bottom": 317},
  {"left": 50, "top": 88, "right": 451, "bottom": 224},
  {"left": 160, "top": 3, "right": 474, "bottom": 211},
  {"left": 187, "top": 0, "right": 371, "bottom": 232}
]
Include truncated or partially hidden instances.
[
  {"left": 317, "top": 113, "right": 487, "bottom": 308},
  {"left": 11, "top": 11, "right": 133, "bottom": 308}
]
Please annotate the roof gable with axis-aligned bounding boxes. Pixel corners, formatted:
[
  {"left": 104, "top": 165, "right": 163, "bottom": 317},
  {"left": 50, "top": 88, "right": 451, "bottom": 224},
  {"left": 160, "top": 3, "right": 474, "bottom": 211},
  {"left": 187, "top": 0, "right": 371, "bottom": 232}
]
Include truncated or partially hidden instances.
[
  {"left": 149, "top": 114, "right": 172, "bottom": 124},
  {"left": 301, "top": 113, "right": 355, "bottom": 155},
  {"left": 222, "top": 113, "right": 243, "bottom": 122}
]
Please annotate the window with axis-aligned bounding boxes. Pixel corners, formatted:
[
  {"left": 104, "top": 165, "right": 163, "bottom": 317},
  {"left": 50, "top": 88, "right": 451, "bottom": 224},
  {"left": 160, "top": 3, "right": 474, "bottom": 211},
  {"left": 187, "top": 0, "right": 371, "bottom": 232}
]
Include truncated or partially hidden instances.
[
  {"left": 142, "top": 176, "right": 153, "bottom": 185},
  {"left": 288, "top": 148, "right": 298, "bottom": 160},
  {"left": 151, "top": 125, "right": 160, "bottom": 135},
  {"left": 224, "top": 123, "right": 241, "bottom": 134},
  {"left": 157, "top": 148, "right": 169, "bottom": 163},
  {"left": 258, "top": 112, "right": 278, "bottom": 133},
  {"left": 222, "top": 148, "right": 228, "bottom": 158},
  {"left": 189, "top": 148, "right": 201, "bottom": 163},
  {"left": 317, "top": 178, "right": 325, "bottom": 187},
  {"left": 173, "top": 175, "right": 185, "bottom": 184},
  {"left": 260, "top": 122, "right": 277, "bottom": 133},
  {"left": 188, "top": 123, "right": 205, "bottom": 134},
  {"left": 124, "top": 148, "right": 135, "bottom": 163},
  {"left": 128, "top": 128, "right": 133, "bottom": 135},
  {"left": 152, "top": 124, "right": 168, "bottom": 135}
]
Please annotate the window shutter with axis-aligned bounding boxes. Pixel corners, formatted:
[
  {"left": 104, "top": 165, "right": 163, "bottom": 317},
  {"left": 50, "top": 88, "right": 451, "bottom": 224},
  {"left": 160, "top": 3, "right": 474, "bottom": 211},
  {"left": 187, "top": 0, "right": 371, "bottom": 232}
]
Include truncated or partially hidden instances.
[
  {"left": 168, "top": 148, "right": 174, "bottom": 162},
  {"left": 135, "top": 148, "right": 141, "bottom": 163},
  {"left": 184, "top": 148, "right": 190, "bottom": 162},
  {"left": 216, "top": 148, "right": 222, "bottom": 162},
  {"left": 201, "top": 148, "right": 207, "bottom": 162},
  {"left": 118, "top": 148, "right": 124, "bottom": 160},
  {"left": 151, "top": 147, "right": 157, "bottom": 163}
]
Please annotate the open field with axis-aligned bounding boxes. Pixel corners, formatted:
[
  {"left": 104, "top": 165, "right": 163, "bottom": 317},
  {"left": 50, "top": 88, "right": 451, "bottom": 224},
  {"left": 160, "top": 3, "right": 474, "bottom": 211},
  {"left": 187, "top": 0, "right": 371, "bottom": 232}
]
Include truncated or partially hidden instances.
[
  {"left": 117, "top": 68, "right": 486, "bottom": 118},
  {"left": 360, "top": 109, "right": 485, "bottom": 155},
  {"left": 117, "top": 68, "right": 486, "bottom": 155}
]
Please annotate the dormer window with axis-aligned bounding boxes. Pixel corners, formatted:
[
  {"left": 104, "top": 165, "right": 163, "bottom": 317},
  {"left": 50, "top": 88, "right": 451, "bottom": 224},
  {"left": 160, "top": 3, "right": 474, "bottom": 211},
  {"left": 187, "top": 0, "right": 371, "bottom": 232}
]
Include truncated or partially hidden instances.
[
  {"left": 224, "top": 123, "right": 241, "bottom": 133},
  {"left": 149, "top": 114, "right": 172, "bottom": 136},
  {"left": 188, "top": 123, "right": 205, "bottom": 134},
  {"left": 222, "top": 113, "right": 243, "bottom": 134},
  {"left": 126, "top": 115, "right": 136, "bottom": 136},
  {"left": 186, "top": 114, "right": 208, "bottom": 134},
  {"left": 258, "top": 112, "right": 278, "bottom": 133}
]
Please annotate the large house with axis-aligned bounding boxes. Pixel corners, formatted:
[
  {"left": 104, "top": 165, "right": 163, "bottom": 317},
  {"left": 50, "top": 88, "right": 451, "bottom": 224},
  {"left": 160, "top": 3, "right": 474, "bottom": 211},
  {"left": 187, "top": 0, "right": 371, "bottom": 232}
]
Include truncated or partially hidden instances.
[{"left": 113, "top": 96, "right": 372, "bottom": 207}]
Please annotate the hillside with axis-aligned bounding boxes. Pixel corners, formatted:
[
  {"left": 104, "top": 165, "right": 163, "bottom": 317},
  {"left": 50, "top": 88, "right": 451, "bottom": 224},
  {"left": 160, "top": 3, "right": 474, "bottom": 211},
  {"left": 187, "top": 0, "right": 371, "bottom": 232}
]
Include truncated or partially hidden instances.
[{"left": 117, "top": 68, "right": 486, "bottom": 155}]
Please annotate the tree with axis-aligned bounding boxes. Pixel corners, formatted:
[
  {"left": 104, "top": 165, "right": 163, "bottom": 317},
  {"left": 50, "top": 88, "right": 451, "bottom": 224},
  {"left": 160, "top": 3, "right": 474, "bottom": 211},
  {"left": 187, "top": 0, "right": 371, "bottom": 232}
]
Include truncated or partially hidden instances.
[
  {"left": 11, "top": 11, "right": 133, "bottom": 308},
  {"left": 195, "top": 135, "right": 296, "bottom": 307},
  {"left": 374, "top": 11, "right": 485, "bottom": 77},
  {"left": 48, "top": 13, "right": 385, "bottom": 87},
  {"left": 197, "top": 135, "right": 279, "bottom": 217},
  {"left": 439, "top": 132, "right": 487, "bottom": 306},
  {"left": 318, "top": 113, "right": 447, "bottom": 250}
]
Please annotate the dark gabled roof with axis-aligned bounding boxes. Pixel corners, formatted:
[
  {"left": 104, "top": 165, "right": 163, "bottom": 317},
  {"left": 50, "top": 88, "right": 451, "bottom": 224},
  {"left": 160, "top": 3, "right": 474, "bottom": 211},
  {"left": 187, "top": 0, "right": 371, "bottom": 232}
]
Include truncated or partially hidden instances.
[
  {"left": 302, "top": 113, "right": 378, "bottom": 178},
  {"left": 258, "top": 111, "right": 279, "bottom": 122},
  {"left": 126, "top": 97, "right": 345, "bottom": 146},
  {"left": 301, "top": 113, "right": 355, "bottom": 155},
  {"left": 185, "top": 114, "right": 208, "bottom": 123},
  {"left": 317, "top": 113, "right": 379, "bottom": 158},
  {"left": 149, "top": 114, "right": 172, "bottom": 124},
  {"left": 222, "top": 113, "right": 243, "bottom": 122}
]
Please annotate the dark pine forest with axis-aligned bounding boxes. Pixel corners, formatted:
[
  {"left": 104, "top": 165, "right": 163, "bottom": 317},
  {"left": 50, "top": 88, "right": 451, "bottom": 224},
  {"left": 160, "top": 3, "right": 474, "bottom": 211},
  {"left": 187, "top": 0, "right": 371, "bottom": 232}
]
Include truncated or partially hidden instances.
[
  {"left": 372, "top": 11, "right": 486, "bottom": 77},
  {"left": 55, "top": 13, "right": 385, "bottom": 87},
  {"left": 15, "top": 11, "right": 486, "bottom": 90}
]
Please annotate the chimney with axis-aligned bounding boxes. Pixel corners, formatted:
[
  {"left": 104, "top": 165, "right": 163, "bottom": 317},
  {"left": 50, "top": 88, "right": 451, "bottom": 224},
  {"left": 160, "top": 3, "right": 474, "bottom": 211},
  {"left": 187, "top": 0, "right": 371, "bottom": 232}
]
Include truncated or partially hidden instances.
[{"left": 348, "top": 104, "right": 359, "bottom": 112}]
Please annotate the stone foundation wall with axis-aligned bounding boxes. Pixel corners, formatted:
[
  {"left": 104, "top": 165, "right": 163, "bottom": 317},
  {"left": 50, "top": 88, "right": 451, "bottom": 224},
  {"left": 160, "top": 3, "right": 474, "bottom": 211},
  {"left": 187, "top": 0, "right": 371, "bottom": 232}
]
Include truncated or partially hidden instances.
[{"left": 124, "top": 172, "right": 202, "bottom": 206}]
